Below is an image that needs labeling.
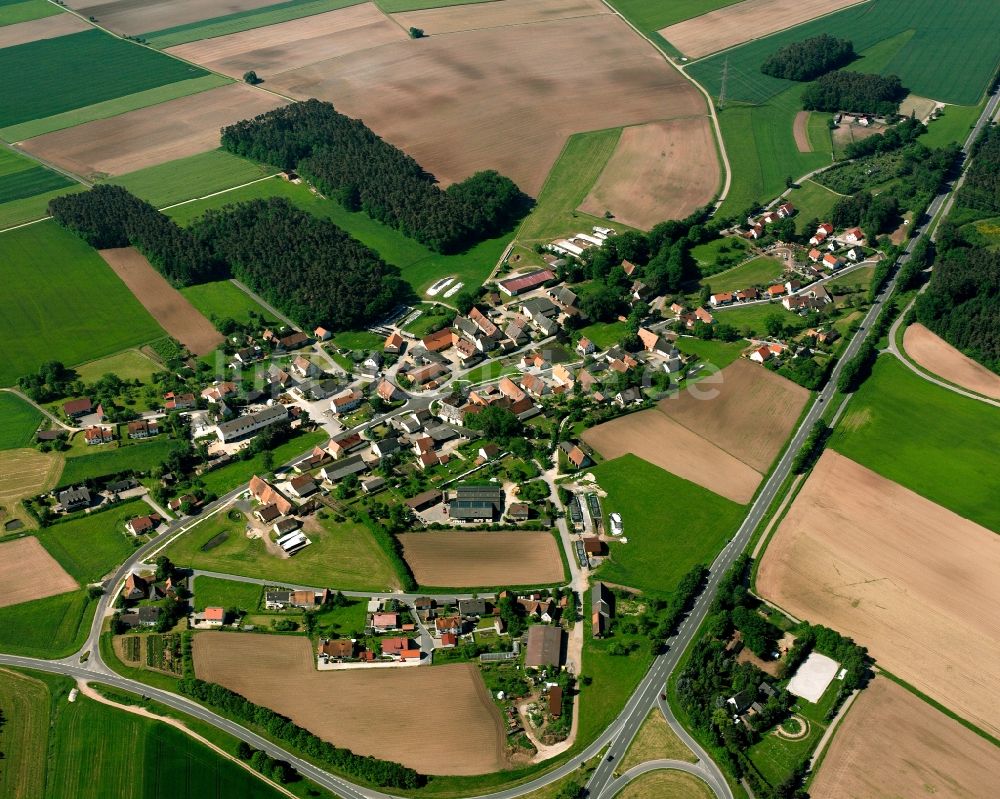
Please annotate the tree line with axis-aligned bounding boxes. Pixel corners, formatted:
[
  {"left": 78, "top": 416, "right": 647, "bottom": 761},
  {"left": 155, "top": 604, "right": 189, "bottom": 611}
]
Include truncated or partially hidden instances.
[
  {"left": 49, "top": 185, "right": 218, "bottom": 285},
  {"left": 802, "top": 71, "right": 906, "bottom": 116},
  {"left": 220, "top": 100, "right": 527, "bottom": 254},
  {"left": 178, "top": 678, "right": 423, "bottom": 788},
  {"left": 50, "top": 185, "right": 401, "bottom": 331},
  {"left": 957, "top": 123, "right": 1000, "bottom": 213},
  {"left": 760, "top": 34, "right": 854, "bottom": 81}
]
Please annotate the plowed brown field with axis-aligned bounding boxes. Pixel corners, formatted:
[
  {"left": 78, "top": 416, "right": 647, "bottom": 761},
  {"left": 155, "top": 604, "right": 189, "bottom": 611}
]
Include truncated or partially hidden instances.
[
  {"left": 658, "top": 359, "right": 808, "bottom": 473},
  {"left": 398, "top": 531, "right": 564, "bottom": 587},
  {"left": 64, "top": 0, "right": 280, "bottom": 36},
  {"left": 166, "top": 4, "right": 405, "bottom": 79},
  {"left": 98, "top": 248, "right": 223, "bottom": 355},
  {"left": 580, "top": 118, "right": 720, "bottom": 230},
  {"left": 391, "top": 0, "right": 608, "bottom": 35},
  {"left": 254, "top": 12, "right": 706, "bottom": 195},
  {"left": 793, "top": 111, "right": 811, "bottom": 152},
  {"left": 0, "top": 537, "right": 77, "bottom": 608},
  {"left": 0, "top": 14, "right": 90, "bottom": 48},
  {"left": 903, "top": 323, "right": 1000, "bottom": 400},
  {"left": 19, "top": 83, "right": 287, "bottom": 178},
  {"left": 811, "top": 677, "right": 1000, "bottom": 799},
  {"left": 582, "top": 410, "right": 760, "bottom": 503},
  {"left": 757, "top": 450, "right": 1000, "bottom": 738},
  {"left": 658, "top": 0, "right": 862, "bottom": 59},
  {"left": 193, "top": 633, "right": 509, "bottom": 775}
]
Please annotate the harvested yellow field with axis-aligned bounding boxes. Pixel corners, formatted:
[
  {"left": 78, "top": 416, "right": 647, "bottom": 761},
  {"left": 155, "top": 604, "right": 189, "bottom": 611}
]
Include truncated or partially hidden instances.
[
  {"left": 903, "top": 323, "right": 1000, "bottom": 401},
  {"left": 0, "top": 537, "right": 77, "bottom": 608},
  {"left": 391, "top": 0, "right": 609, "bottom": 36}
]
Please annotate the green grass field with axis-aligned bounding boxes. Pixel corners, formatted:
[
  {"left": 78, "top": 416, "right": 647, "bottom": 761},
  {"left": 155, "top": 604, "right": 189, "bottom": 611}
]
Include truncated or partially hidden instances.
[
  {"left": 331, "top": 329, "right": 384, "bottom": 351},
  {"left": 606, "top": 0, "right": 740, "bottom": 33},
  {"left": 0, "top": 74, "right": 230, "bottom": 142},
  {"left": 0, "top": 590, "right": 95, "bottom": 658},
  {"left": 0, "top": 221, "right": 165, "bottom": 386},
  {"left": 35, "top": 500, "right": 144, "bottom": 583},
  {"left": 515, "top": 128, "right": 626, "bottom": 243},
  {"left": 590, "top": 454, "right": 745, "bottom": 594},
  {"left": 712, "top": 300, "right": 806, "bottom": 336},
  {"left": 74, "top": 349, "right": 161, "bottom": 384},
  {"left": 375, "top": 0, "right": 493, "bottom": 11},
  {"left": 0, "top": 391, "right": 42, "bottom": 450},
  {"left": 59, "top": 438, "right": 182, "bottom": 487},
  {"left": 0, "top": 148, "right": 75, "bottom": 206},
  {"left": 673, "top": 337, "right": 745, "bottom": 370},
  {"left": 0, "top": 29, "right": 208, "bottom": 128},
  {"left": 106, "top": 150, "right": 276, "bottom": 209},
  {"left": 164, "top": 509, "right": 400, "bottom": 590},
  {"left": 831, "top": 355, "right": 1000, "bottom": 531},
  {"left": 577, "top": 320, "right": 627, "bottom": 350},
  {"left": 785, "top": 179, "right": 841, "bottom": 232},
  {"left": 960, "top": 215, "right": 1000, "bottom": 250},
  {"left": 692, "top": 235, "right": 749, "bottom": 268},
  {"left": 0, "top": 183, "right": 84, "bottom": 230},
  {"left": 699, "top": 255, "right": 785, "bottom": 292},
  {"left": 921, "top": 101, "right": 986, "bottom": 149},
  {"left": 192, "top": 575, "right": 262, "bottom": 611},
  {"left": 144, "top": 0, "right": 362, "bottom": 48},
  {"left": 196, "top": 429, "right": 326, "bottom": 496},
  {"left": 688, "top": 0, "right": 998, "bottom": 107},
  {"left": 166, "top": 176, "right": 511, "bottom": 297},
  {"left": 0, "top": 668, "right": 49, "bottom": 799},
  {"left": 180, "top": 279, "right": 276, "bottom": 327},
  {"left": 0, "top": 0, "right": 60, "bottom": 25},
  {"left": 748, "top": 720, "right": 824, "bottom": 788}
]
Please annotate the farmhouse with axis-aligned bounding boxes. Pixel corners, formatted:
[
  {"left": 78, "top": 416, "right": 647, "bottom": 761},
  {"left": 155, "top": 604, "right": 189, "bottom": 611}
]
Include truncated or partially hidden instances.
[
  {"left": 384, "top": 331, "right": 404, "bottom": 353},
  {"left": 406, "top": 490, "right": 443, "bottom": 512},
  {"left": 292, "top": 355, "right": 320, "bottom": 379},
  {"left": 376, "top": 379, "right": 401, "bottom": 402},
  {"left": 561, "top": 441, "right": 592, "bottom": 469},
  {"left": 422, "top": 328, "right": 453, "bottom": 353},
  {"left": 288, "top": 474, "right": 317, "bottom": 498},
  {"left": 215, "top": 404, "right": 288, "bottom": 443},
  {"left": 249, "top": 475, "right": 293, "bottom": 516},
  {"left": 449, "top": 484, "right": 504, "bottom": 522},
  {"left": 63, "top": 397, "right": 92, "bottom": 417},
  {"left": 525, "top": 625, "right": 565, "bottom": 668},
  {"left": 409, "top": 363, "right": 449, "bottom": 386},
  {"left": 319, "top": 638, "right": 356, "bottom": 660},
  {"left": 194, "top": 607, "right": 225, "bottom": 627},
  {"left": 498, "top": 269, "right": 556, "bottom": 296},
  {"left": 119, "top": 606, "right": 160, "bottom": 629},
  {"left": 326, "top": 432, "right": 364, "bottom": 459},
  {"left": 319, "top": 455, "right": 368, "bottom": 483}
]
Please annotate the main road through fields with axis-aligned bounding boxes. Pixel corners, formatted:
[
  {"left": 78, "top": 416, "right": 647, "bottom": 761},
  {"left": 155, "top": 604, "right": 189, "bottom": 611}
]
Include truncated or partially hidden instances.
[{"left": 3, "top": 86, "right": 997, "bottom": 799}]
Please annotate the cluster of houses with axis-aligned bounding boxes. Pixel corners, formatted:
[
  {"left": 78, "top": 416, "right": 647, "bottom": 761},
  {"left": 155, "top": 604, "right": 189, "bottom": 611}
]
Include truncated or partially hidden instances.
[
  {"left": 744, "top": 202, "right": 798, "bottom": 240},
  {"left": 807, "top": 223, "right": 865, "bottom": 270}
]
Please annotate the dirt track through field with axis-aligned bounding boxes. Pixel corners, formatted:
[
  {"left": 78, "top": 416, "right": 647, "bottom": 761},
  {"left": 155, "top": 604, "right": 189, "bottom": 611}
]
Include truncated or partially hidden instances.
[
  {"left": 391, "top": 0, "right": 609, "bottom": 35},
  {"left": 98, "top": 248, "right": 223, "bottom": 355},
  {"left": 19, "top": 83, "right": 287, "bottom": 178},
  {"left": 757, "top": 450, "right": 1000, "bottom": 738},
  {"left": 0, "top": 13, "right": 90, "bottom": 48},
  {"left": 810, "top": 676, "right": 1000, "bottom": 799},
  {"left": 580, "top": 118, "right": 720, "bottom": 230},
  {"left": 903, "top": 323, "right": 1000, "bottom": 400},
  {"left": 583, "top": 410, "right": 760, "bottom": 503},
  {"left": 793, "top": 111, "right": 811, "bottom": 153},
  {"left": 659, "top": 0, "right": 862, "bottom": 59},
  {"left": 398, "top": 531, "right": 564, "bottom": 587},
  {"left": 193, "top": 633, "right": 509, "bottom": 775},
  {"left": 166, "top": 4, "right": 406, "bottom": 79},
  {"left": 0, "top": 537, "right": 77, "bottom": 607},
  {"left": 64, "top": 0, "right": 281, "bottom": 36},
  {"left": 253, "top": 11, "right": 706, "bottom": 195}
]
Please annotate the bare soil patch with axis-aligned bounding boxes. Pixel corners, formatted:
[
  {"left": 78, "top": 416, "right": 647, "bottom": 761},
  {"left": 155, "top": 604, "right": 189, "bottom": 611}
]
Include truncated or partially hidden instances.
[
  {"left": 64, "top": 0, "right": 280, "bottom": 36},
  {"left": 261, "top": 13, "right": 706, "bottom": 195},
  {"left": 659, "top": 360, "right": 809, "bottom": 473},
  {"left": 167, "top": 4, "right": 406, "bottom": 79},
  {"left": 193, "top": 632, "right": 508, "bottom": 774},
  {"left": 0, "top": 537, "right": 77, "bottom": 608},
  {"left": 19, "top": 83, "right": 287, "bottom": 179},
  {"left": 97, "top": 248, "right": 223, "bottom": 355},
  {"left": 658, "top": 0, "right": 862, "bottom": 60},
  {"left": 903, "top": 323, "right": 1000, "bottom": 401},
  {"left": 792, "top": 111, "right": 811, "bottom": 153},
  {"left": 831, "top": 121, "right": 883, "bottom": 151},
  {"left": 582, "top": 410, "right": 760, "bottom": 504},
  {"left": 398, "top": 531, "right": 564, "bottom": 587},
  {"left": 0, "top": 14, "right": 90, "bottom": 49},
  {"left": 757, "top": 450, "right": 1000, "bottom": 738},
  {"left": 811, "top": 676, "right": 1000, "bottom": 799},
  {"left": 579, "top": 118, "right": 719, "bottom": 228},
  {"left": 391, "top": 0, "right": 609, "bottom": 35},
  {"left": 900, "top": 93, "right": 940, "bottom": 122}
]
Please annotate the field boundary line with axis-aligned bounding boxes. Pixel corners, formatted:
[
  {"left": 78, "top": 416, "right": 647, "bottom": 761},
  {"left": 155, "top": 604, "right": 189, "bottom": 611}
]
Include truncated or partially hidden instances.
[
  {"left": 159, "top": 173, "right": 280, "bottom": 210},
  {"left": 77, "top": 680, "right": 299, "bottom": 799},
  {"left": 750, "top": 472, "right": 803, "bottom": 558}
]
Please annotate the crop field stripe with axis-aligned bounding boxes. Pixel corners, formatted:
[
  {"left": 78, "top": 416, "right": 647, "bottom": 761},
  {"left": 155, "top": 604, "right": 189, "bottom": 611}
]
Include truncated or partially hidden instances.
[
  {"left": 0, "top": 590, "right": 95, "bottom": 658},
  {"left": 0, "top": 392, "right": 42, "bottom": 449},
  {"left": 604, "top": 0, "right": 741, "bottom": 33},
  {"left": 0, "top": 28, "right": 208, "bottom": 128},
  {"left": 0, "top": 0, "right": 60, "bottom": 26},
  {"left": 0, "top": 668, "right": 49, "bottom": 799},
  {"left": 143, "top": 0, "right": 365, "bottom": 48},
  {"left": 0, "top": 73, "right": 232, "bottom": 143},
  {"left": 687, "top": 0, "right": 1000, "bottom": 106},
  {"left": 0, "top": 163, "right": 74, "bottom": 202}
]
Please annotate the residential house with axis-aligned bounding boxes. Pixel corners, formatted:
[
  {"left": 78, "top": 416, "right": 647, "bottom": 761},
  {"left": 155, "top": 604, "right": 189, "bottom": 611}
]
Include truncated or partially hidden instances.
[
  {"left": 808, "top": 248, "right": 823, "bottom": 263},
  {"left": 784, "top": 279, "right": 802, "bottom": 294},
  {"left": 709, "top": 292, "right": 734, "bottom": 307},
  {"left": 469, "top": 306, "right": 500, "bottom": 339},
  {"left": 631, "top": 280, "right": 653, "bottom": 302},
  {"left": 233, "top": 346, "right": 263, "bottom": 366},
  {"left": 460, "top": 599, "right": 489, "bottom": 618},
  {"left": 376, "top": 379, "right": 401, "bottom": 403},
  {"left": 265, "top": 590, "right": 293, "bottom": 609},
  {"left": 735, "top": 288, "right": 759, "bottom": 302},
  {"left": 371, "top": 437, "right": 399, "bottom": 459},
  {"left": 200, "top": 607, "right": 225, "bottom": 627},
  {"left": 249, "top": 475, "right": 293, "bottom": 516},
  {"left": 766, "top": 284, "right": 786, "bottom": 298},
  {"left": 521, "top": 296, "right": 558, "bottom": 323},
  {"left": 507, "top": 502, "right": 530, "bottom": 522},
  {"left": 439, "top": 633, "right": 458, "bottom": 648},
  {"left": 276, "top": 331, "right": 309, "bottom": 351},
  {"left": 319, "top": 455, "right": 368, "bottom": 483},
  {"left": 525, "top": 625, "right": 565, "bottom": 668},
  {"left": 164, "top": 392, "right": 195, "bottom": 410},
  {"left": 435, "top": 616, "right": 462, "bottom": 636},
  {"left": 254, "top": 503, "right": 282, "bottom": 524},
  {"left": 215, "top": 404, "right": 288, "bottom": 443},
  {"left": 85, "top": 426, "right": 114, "bottom": 445},
  {"left": 843, "top": 227, "right": 864, "bottom": 245},
  {"left": 326, "top": 432, "right": 364, "bottom": 459},
  {"left": 749, "top": 346, "right": 772, "bottom": 364},
  {"left": 381, "top": 637, "right": 421, "bottom": 660},
  {"left": 521, "top": 351, "right": 548, "bottom": 370},
  {"left": 498, "top": 268, "right": 556, "bottom": 297},
  {"left": 576, "top": 337, "right": 595, "bottom": 356},
  {"left": 669, "top": 302, "right": 686, "bottom": 317},
  {"left": 120, "top": 606, "right": 160, "bottom": 629},
  {"left": 777, "top": 202, "right": 796, "bottom": 218},
  {"left": 621, "top": 259, "right": 638, "bottom": 276},
  {"left": 292, "top": 355, "right": 320, "bottom": 379},
  {"left": 615, "top": 387, "right": 642, "bottom": 407},
  {"left": 384, "top": 331, "right": 404, "bottom": 354},
  {"left": 293, "top": 446, "right": 329, "bottom": 473},
  {"left": 561, "top": 441, "right": 592, "bottom": 469},
  {"left": 372, "top": 612, "right": 400, "bottom": 632},
  {"left": 319, "top": 638, "right": 356, "bottom": 660},
  {"left": 592, "top": 581, "right": 613, "bottom": 638},
  {"left": 362, "top": 476, "right": 387, "bottom": 494},
  {"left": 125, "top": 514, "right": 159, "bottom": 536},
  {"left": 504, "top": 318, "right": 529, "bottom": 345},
  {"left": 122, "top": 573, "right": 148, "bottom": 601},
  {"left": 453, "top": 335, "right": 480, "bottom": 363},
  {"left": 547, "top": 285, "right": 578, "bottom": 309},
  {"left": 201, "top": 382, "right": 238, "bottom": 403},
  {"left": 167, "top": 494, "right": 197, "bottom": 513},
  {"left": 822, "top": 253, "right": 845, "bottom": 270},
  {"left": 314, "top": 326, "right": 332, "bottom": 341},
  {"left": 552, "top": 364, "right": 575, "bottom": 388},
  {"left": 695, "top": 307, "right": 715, "bottom": 325},
  {"left": 127, "top": 419, "right": 159, "bottom": 439},
  {"left": 63, "top": 397, "right": 92, "bottom": 418},
  {"left": 408, "top": 363, "right": 448, "bottom": 386},
  {"left": 520, "top": 373, "right": 548, "bottom": 398},
  {"left": 846, "top": 246, "right": 863, "bottom": 262},
  {"left": 330, "top": 389, "right": 363, "bottom": 415}
]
